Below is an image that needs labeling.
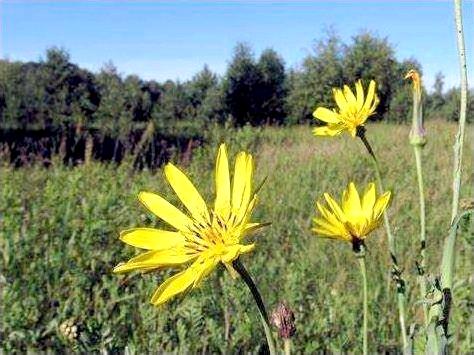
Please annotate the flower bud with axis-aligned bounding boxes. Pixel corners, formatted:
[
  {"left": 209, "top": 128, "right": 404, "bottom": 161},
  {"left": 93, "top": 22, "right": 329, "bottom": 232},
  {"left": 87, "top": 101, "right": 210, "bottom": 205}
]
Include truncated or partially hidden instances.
[
  {"left": 405, "top": 70, "right": 427, "bottom": 147},
  {"left": 271, "top": 301, "right": 296, "bottom": 339}
]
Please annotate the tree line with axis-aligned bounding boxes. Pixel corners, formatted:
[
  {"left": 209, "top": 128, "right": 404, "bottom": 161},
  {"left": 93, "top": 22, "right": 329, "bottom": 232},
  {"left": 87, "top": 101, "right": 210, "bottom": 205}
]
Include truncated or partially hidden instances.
[{"left": 0, "top": 32, "right": 471, "bottom": 165}]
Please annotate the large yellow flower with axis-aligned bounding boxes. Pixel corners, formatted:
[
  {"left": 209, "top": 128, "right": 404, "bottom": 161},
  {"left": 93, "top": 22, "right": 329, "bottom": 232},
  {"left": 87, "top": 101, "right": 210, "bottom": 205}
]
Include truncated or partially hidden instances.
[
  {"left": 312, "top": 182, "right": 391, "bottom": 243},
  {"left": 313, "top": 80, "right": 379, "bottom": 138},
  {"left": 114, "top": 144, "right": 266, "bottom": 306}
]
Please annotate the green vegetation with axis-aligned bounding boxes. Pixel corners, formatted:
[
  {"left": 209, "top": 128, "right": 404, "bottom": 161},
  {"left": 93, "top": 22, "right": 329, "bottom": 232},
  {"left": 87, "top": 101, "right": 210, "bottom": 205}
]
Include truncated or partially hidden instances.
[
  {"left": 1, "top": 121, "right": 472, "bottom": 353},
  {"left": 1, "top": 33, "right": 473, "bottom": 164}
]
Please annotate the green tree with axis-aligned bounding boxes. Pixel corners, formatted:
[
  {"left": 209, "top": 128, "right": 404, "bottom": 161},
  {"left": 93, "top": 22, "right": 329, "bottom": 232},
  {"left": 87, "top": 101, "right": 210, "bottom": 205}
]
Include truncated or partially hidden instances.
[
  {"left": 286, "top": 33, "right": 343, "bottom": 123},
  {"left": 93, "top": 63, "right": 130, "bottom": 138},
  {"left": 257, "top": 49, "right": 287, "bottom": 124},
  {"left": 342, "top": 32, "right": 399, "bottom": 119},
  {"left": 40, "top": 47, "right": 98, "bottom": 128},
  {"left": 223, "top": 43, "right": 263, "bottom": 126},
  {"left": 425, "top": 72, "right": 446, "bottom": 119}
]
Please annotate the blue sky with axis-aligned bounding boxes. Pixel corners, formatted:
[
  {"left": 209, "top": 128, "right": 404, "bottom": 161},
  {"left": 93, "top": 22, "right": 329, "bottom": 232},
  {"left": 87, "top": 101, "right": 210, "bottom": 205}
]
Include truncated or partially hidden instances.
[{"left": 2, "top": 1, "right": 473, "bottom": 90}]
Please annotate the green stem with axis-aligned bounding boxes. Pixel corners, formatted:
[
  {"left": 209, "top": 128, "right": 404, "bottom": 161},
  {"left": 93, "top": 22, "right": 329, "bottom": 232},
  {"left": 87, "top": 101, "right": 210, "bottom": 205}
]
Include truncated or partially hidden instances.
[
  {"left": 355, "top": 246, "right": 368, "bottom": 355},
  {"left": 357, "top": 128, "right": 408, "bottom": 351},
  {"left": 437, "top": 0, "right": 469, "bottom": 343},
  {"left": 413, "top": 146, "right": 429, "bottom": 326},
  {"left": 233, "top": 259, "right": 276, "bottom": 355},
  {"left": 284, "top": 338, "right": 291, "bottom": 355},
  {"left": 449, "top": 0, "right": 468, "bottom": 225}
]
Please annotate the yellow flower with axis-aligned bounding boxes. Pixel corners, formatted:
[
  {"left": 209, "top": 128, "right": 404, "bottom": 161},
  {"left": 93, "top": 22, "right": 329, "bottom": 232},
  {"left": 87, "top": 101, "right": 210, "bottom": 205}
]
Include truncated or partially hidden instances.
[
  {"left": 312, "top": 182, "right": 391, "bottom": 243},
  {"left": 114, "top": 144, "right": 266, "bottom": 306},
  {"left": 313, "top": 80, "right": 379, "bottom": 138}
]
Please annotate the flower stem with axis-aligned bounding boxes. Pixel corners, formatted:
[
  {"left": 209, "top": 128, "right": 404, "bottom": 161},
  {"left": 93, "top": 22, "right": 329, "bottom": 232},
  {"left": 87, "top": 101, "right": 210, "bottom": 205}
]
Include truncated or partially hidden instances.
[
  {"left": 413, "top": 145, "right": 429, "bottom": 326},
  {"left": 441, "top": 0, "right": 469, "bottom": 292},
  {"left": 354, "top": 244, "right": 368, "bottom": 355},
  {"left": 284, "top": 338, "right": 291, "bottom": 355},
  {"left": 356, "top": 127, "right": 408, "bottom": 351},
  {"left": 436, "top": 0, "right": 469, "bottom": 342},
  {"left": 449, "top": 0, "right": 468, "bottom": 226},
  {"left": 233, "top": 259, "right": 276, "bottom": 355}
]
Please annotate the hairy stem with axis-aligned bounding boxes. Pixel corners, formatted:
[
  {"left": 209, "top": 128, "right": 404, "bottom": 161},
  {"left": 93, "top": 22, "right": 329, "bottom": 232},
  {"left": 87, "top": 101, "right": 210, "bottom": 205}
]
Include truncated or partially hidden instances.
[
  {"left": 354, "top": 243, "right": 369, "bottom": 355},
  {"left": 436, "top": 2, "right": 469, "bottom": 343},
  {"left": 449, "top": 0, "right": 468, "bottom": 225},
  {"left": 233, "top": 259, "right": 276, "bottom": 355},
  {"left": 441, "top": 0, "right": 469, "bottom": 293},
  {"left": 284, "top": 338, "right": 291, "bottom": 355},
  {"left": 414, "top": 145, "right": 429, "bottom": 326},
  {"left": 357, "top": 127, "right": 408, "bottom": 351}
]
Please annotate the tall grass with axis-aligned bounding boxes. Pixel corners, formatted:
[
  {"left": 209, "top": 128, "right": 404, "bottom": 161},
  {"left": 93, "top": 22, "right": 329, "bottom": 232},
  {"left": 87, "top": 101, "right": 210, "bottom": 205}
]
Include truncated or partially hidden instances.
[{"left": 0, "top": 121, "right": 472, "bottom": 353}]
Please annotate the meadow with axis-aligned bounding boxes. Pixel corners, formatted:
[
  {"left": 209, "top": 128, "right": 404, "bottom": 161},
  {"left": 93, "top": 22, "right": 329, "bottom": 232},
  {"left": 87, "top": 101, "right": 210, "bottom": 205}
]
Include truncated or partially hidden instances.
[{"left": 0, "top": 121, "right": 472, "bottom": 353}]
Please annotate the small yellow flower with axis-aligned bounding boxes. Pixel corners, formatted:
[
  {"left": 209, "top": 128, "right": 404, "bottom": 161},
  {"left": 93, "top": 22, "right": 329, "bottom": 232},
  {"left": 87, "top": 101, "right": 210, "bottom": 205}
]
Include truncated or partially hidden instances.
[
  {"left": 313, "top": 80, "right": 379, "bottom": 138},
  {"left": 312, "top": 182, "right": 391, "bottom": 243},
  {"left": 114, "top": 144, "right": 266, "bottom": 306}
]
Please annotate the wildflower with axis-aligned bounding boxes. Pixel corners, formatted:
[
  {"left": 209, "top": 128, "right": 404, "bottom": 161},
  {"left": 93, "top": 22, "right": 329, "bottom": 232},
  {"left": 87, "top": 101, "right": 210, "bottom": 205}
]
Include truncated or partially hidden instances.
[
  {"left": 312, "top": 182, "right": 390, "bottom": 354},
  {"left": 313, "top": 80, "right": 379, "bottom": 138},
  {"left": 312, "top": 182, "right": 391, "bottom": 246},
  {"left": 114, "top": 144, "right": 266, "bottom": 306}
]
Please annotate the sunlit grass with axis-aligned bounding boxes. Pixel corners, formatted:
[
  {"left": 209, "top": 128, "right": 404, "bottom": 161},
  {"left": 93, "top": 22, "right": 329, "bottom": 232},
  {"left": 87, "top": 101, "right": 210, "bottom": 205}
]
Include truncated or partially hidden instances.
[{"left": 0, "top": 121, "right": 472, "bottom": 352}]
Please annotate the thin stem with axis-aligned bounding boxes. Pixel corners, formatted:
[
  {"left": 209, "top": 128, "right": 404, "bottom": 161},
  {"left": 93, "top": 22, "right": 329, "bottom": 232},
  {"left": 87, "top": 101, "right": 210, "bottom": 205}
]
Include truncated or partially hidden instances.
[
  {"left": 356, "top": 248, "right": 368, "bottom": 355},
  {"left": 233, "top": 259, "right": 276, "bottom": 355},
  {"left": 284, "top": 338, "right": 291, "bottom": 355},
  {"left": 413, "top": 146, "right": 429, "bottom": 326},
  {"left": 357, "top": 128, "right": 408, "bottom": 350}
]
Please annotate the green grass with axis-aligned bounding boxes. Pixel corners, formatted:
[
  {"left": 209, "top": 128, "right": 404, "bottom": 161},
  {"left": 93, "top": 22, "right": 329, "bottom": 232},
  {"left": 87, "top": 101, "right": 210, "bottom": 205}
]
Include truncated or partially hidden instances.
[{"left": 1, "top": 121, "right": 472, "bottom": 353}]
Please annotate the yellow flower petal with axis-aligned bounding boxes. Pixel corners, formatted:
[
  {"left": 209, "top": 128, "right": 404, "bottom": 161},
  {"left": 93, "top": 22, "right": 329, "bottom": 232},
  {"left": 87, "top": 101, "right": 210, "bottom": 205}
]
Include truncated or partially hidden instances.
[
  {"left": 373, "top": 191, "right": 391, "bottom": 219},
  {"left": 120, "top": 228, "right": 185, "bottom": 250},
  {"left": 164, "top": 163, "right": 210, "bottom": 224},
  {"left": 361, "top": 183, "right": 376, "bottom": 218},
  {"left": 138, "top": 191, "right": 192, "bottom": 232},
  {"left": 221, "top": 243, "right": 255, "bottom": 263},
  {"left": 342, "top": 182, "right": 362, "bottom": 215},
  {"left": 192, "top": 257, "right": 219, "bottom": 286},
  {"left": 355, "top": 80, "right": 364, "bottom": 110},
  {"left": 150, "top": 267, "right": 197, "bottom": 306},
  {"left": 324, "top": 193, "right": 346, "bottom": 221},
  {"left": 343, "top": 85, "right": 357, "bottom": 106},
  {"left": 313, "top": 107, "right": 340, "bottom": 124},
  {"left": 333, "top": 88, "right": 347, "bottom": 110},
  {"left": 150, "top": 257, "right": 217, "bottom": 306},
  {"left": 349, "top": 127, "right": 358, "bottom": 138},
  {"left": 362, "top": 80, "right": 376, "bottom": 112},
  {"left": 312, "top": 124, "right": 345, "bottom": 137},
  {"left": 312, "top": 218, "right": 350, "bottom": 241},
  {"left": 214, "top": 143, "right": 231, "bottom": 218},
  {"left": 317, "top": 201, "right": 346, "bottom": 231},
  {"left": 113, "top": 248, "right": 196, "bottom": 274},
  {"left": 232, "top": 152, "right": 253, "bottom": 218}
]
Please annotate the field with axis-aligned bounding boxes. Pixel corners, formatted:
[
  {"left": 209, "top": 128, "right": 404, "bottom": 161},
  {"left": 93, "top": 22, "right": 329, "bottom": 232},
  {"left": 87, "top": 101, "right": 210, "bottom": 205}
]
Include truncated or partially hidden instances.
[{"left": 0, "top": 121, "right": 472, "bottom": 353}]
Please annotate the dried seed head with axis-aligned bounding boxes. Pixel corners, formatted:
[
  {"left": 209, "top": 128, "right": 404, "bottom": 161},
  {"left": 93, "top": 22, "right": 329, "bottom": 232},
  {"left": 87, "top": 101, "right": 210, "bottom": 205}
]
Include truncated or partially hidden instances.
[
  {"left": 59, "top": 319, "right": 80, "bottom": 342},
  {"left": 459, "top": 198, "right": 474, "bottom": 210},
  {"left": 271, "top": 301, "right": 296, "bottom": 339}
]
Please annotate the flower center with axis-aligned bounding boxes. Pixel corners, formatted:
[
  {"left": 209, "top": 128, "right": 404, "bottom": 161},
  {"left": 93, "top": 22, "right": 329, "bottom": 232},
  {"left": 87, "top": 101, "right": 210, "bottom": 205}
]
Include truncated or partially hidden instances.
[{"left": 184, "top": 212, "right": 240, "bottom": 255}]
